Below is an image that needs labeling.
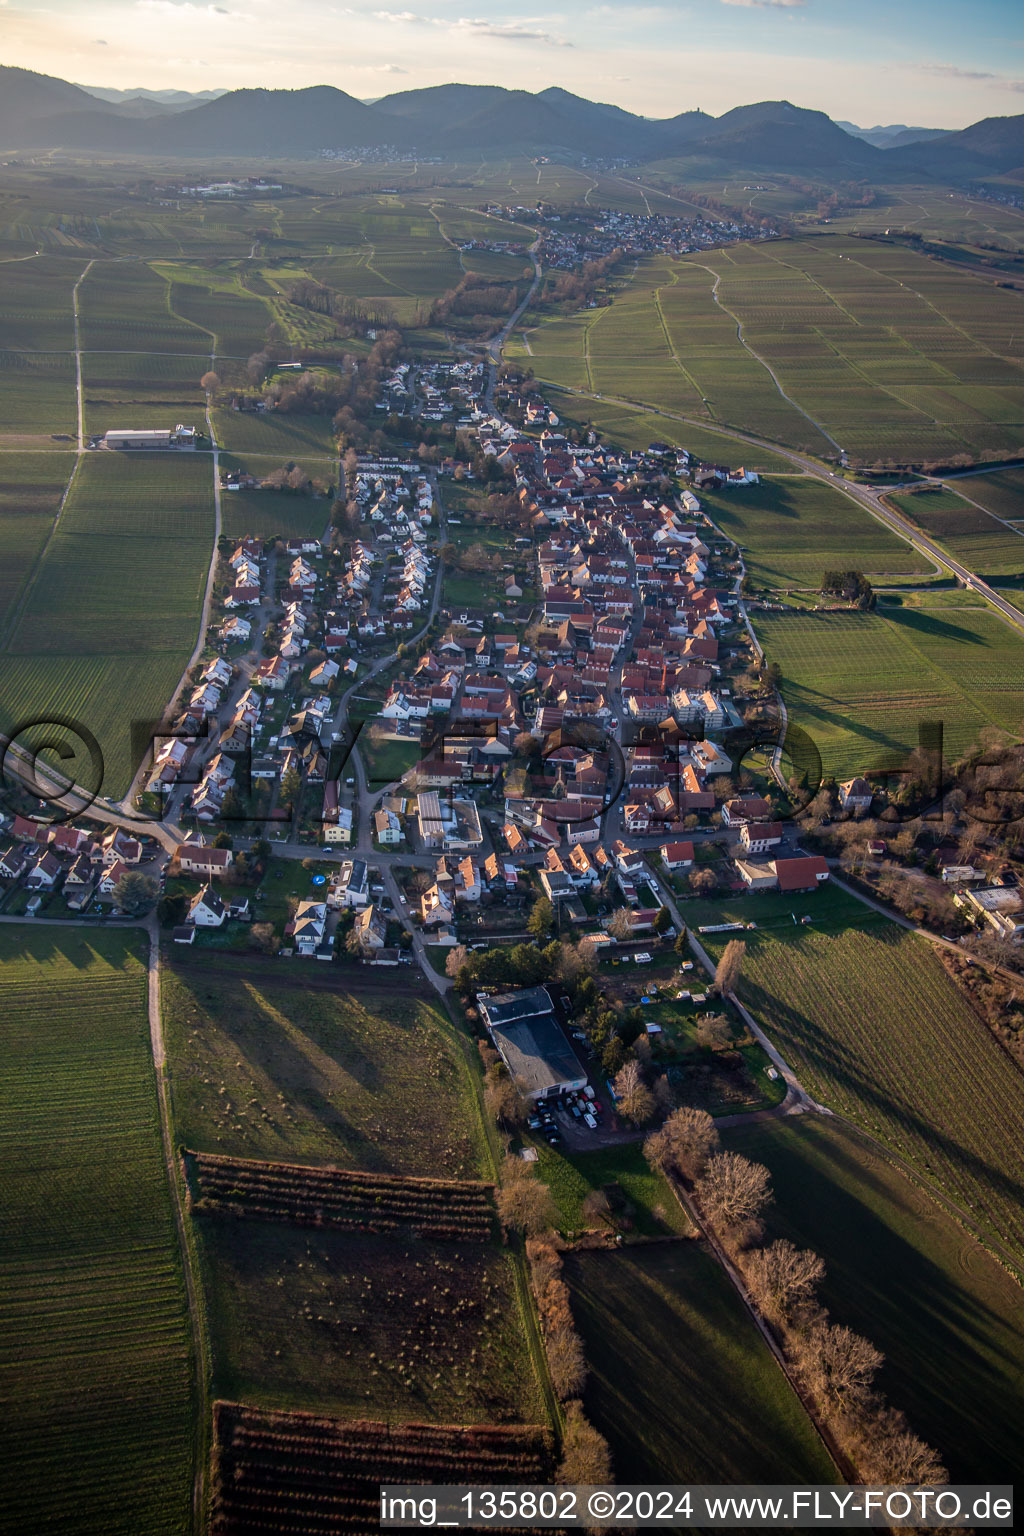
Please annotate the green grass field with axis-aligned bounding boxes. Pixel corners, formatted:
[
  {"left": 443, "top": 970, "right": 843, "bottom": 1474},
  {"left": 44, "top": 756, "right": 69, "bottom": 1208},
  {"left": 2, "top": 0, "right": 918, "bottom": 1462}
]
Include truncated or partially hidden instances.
[
  {"left": 565, "top": 1244, "right": 835, "bottom": 1482},
  {"left": 162, "top": 967, "right": 486, "bottom": 1178},
  {"left": 212, "top": 406, "right": 338, "bottom": 457},
  {"left": 888, "top": 487, "right": 1024, "bottom": 576},
  {"left": 725, "top": 1116, "right": 1024, "bottom": 1483},
  {"left": 694, "top": 907, "right": 1024, "bottom": 1269},
  {"left": 0, "top": 452, "right": 215, "bottom": 795},
  {"left": 197, "top": 1216, "right": 544, "bottom": 1425},
  {"left": 755, "top": 603, "right": 1024, "bottom": 776},
  {"left": 704, "top": 475, "right": 932, "bottom": 587},
  {"left": 532, "top": 1141, "right": 691, "bottom": 1237},
  {"left": 0, "top": 928, "right": 193, "bottom": 1536}
]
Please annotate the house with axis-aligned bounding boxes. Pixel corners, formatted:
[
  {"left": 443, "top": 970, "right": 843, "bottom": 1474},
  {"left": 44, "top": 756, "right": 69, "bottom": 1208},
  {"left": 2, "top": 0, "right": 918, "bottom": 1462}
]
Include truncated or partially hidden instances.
[
  {"left": 64, "top": 852, "right": 95, "bottom": 895},
  {"left": 176, "top": 843, "right": 233, "bottom": 878},
  {"left": 373, "top": 808, "right": 403, "bottom": 846},
  {"left": 97, "top": 860, "right": 129, "bottom": 897},
  {"left": 323, "top": 805, "right": 353, "bottom": 846},
  {"left": 421, "top": 884, "right": 455, "bottom": 928},
  {"left": 189, "top": 885, "right": 226, "bottom": 927},
  {"left": 287, "top": 899, "right": 328, "bottom": 955},
  {"left": 661, "top": 840, "right": 695, "bottom": 871},
  {"left": 0, "top": 844, "right": 30, "bottom": 880},
  {"left": 735, "top": 859, "right": 779, "bottom": 893},
  {"left": 722, "top": 796, "right": 773, "bottom": 827},
  {"left": 252, "top": 655, "right": 289, "bottom": 690},
  {"left": 329, "top": 858, "right": 369, "bottom": 909},
  {"left": 26, "top": 850, "right": 61, "bottom": 891},
  {"left": 101, "top": 829, "right": 142, "bottom": 866},
  {"left": 539, "top": 869, "right": 575, "bottom": 905},
  {"left": 838, "top": 777, "right": 873, "bottom": 815},
  {"left": 960, "top": 885, "right": 1024, "bottom": 941},
  {"left": 773, "top": 855, "right": 830, "bottom": 892},
  {"left": 353, "top": 902, "right": 388, "bottom": 952},
  {"left": 739, "top": 822, "right": 783, "bottom": 855},
  {"left": 478, "top": 986, "right": 587, "bottom": 1102}
]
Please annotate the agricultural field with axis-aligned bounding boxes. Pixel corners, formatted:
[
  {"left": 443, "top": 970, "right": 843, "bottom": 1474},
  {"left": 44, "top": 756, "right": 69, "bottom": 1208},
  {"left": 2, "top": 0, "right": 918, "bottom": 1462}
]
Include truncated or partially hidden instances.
[
  {"left": 81, "top": 350, "right": 208, "bottom": 438},
  {"left": 565, "top": 1244, "right": 835, "bottom": 1483},
  {"left": 888, "top": 486, "right": 1024, "bottom": 576},
  {"left": 217, "top": 476, "right": 332, "bottom": 542},
  {"left": 695, "top": 914, "right": 1024, "bottom": 1269},
  {"left": 755, "top": 602, "right": 1024, "bottom": 776},
  {"left": 162, "top": 967, "right": 486, "bottom": 1178},
  {"left": 953, "top": 466, "right": 1024, "bottom": 521},
  {"left": 514, "top": 236, "right": 1024, "bottom": 464},
  {"left": 0, "top": 452, "right": 215, "bottom": 796},
  {"left": 0, "top": 350, "right": 77, "bottom": 439},
  {"left": 0, "top": 452, "right": 71, "bottom": 628},
  {"left": 702, "top": 474, "right": 933, "bottom": 587},
  {"left": 0, "top": 928, "right": 193, "bottom": 1536},
  {"left": 211, "top": 1403, "right": 552, "bottom": 1536},
  {"left": 726, "top": 1117, "right": 1024, "bottom": 1483},
  {"left": 197, "top": 1215, "right": 545, "bottom": 1425},
  {"left": 0, "top": 252, "right": 79, "bottom": 349},
  {"left": 78, "top": 260, "right": 211, "bottom": 354},
  {"left": 187, "top": 1152, "right": 497, "bottom": 1242},
  {"left": 211, "top": 405, "right": 339, "bottom": 457}
]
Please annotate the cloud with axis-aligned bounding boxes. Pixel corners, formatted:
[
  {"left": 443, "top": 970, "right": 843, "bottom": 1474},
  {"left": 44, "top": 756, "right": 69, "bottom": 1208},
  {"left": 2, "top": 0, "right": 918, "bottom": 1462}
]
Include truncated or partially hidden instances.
[
  {"left": 922, "top": 65, "right": 994, "bottom": 81},
  {"left": 95, "top": 38, "right": 107, "bottom": 44},
  {"left": 922, "top": 63, "right": 1024, "bottom": 91},
  {"left": 719, "top": 0, "right": 805, "bottom": 8},
  {"left": 373, "top": 10, "right": 571, "bottom": 45},
  {"left": 377, "top": 63, "right": 407, "bottom": 73}
]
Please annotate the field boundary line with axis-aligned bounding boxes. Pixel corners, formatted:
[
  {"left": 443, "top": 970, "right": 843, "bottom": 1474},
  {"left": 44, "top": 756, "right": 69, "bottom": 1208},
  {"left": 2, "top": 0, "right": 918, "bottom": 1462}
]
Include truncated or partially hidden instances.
[{"left": 147, "top": 920, "right": 212, "bottom": 1536}]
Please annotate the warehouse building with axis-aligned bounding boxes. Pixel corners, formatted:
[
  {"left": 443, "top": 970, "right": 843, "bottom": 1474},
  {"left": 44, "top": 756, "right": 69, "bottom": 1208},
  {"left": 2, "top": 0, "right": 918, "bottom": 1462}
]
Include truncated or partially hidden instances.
[
  {"left": 478, "top": 986, "right": 587, "bottom": 1101},
  {"left": 104, "top": 425, "right": 198, "bottom": 450}
]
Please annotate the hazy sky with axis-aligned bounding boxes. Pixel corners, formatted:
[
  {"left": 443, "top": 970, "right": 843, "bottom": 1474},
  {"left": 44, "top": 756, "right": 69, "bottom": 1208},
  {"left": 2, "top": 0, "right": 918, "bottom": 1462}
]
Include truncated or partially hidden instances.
[{"left": 2, "top": 0, "right": 1022, "bottom": 126}]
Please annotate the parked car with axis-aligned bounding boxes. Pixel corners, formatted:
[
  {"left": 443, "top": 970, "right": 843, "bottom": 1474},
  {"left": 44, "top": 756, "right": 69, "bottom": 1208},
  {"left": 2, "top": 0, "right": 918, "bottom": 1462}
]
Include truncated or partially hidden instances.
[{"left": 584, "top": 1112, "right": 598, "bottom": 1130}]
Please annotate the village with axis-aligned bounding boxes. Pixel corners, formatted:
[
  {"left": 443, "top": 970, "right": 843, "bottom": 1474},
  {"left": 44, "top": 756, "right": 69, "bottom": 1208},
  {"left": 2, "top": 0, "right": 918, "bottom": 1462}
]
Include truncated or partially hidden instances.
[{"left": 3, "top": 356, "right": 1023, "bottom": 1124}]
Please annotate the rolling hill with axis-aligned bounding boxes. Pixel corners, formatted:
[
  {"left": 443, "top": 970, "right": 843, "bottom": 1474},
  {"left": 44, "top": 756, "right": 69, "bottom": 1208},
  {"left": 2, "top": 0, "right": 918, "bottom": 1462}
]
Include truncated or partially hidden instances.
[{"left": 0, "top": 65, "right": 1020, "bottom": 186}]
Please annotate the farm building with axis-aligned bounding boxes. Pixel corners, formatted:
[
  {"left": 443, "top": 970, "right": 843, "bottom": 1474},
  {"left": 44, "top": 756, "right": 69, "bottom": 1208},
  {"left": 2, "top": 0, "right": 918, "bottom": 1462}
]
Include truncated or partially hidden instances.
[
  {"left": 478, "top": 987, "right": 587, "bottom": 1102},
  {"left": 774, "top": 855, "right": 830, "bottom": 892},
  {"left": 103, "top": 425, "right": 198, "bottom": 450}
]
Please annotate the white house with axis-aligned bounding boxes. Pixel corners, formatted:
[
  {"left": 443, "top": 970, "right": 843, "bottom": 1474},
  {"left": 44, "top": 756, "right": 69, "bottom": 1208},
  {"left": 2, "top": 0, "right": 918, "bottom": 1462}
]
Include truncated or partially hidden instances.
[{"left": 189, "top": 885, "right": 226, "bottom": 927}]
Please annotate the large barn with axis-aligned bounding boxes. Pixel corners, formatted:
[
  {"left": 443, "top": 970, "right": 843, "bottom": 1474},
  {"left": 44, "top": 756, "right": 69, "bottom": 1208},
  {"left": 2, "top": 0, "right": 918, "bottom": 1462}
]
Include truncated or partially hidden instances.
[{"left": 478, "top": 986, "right": 587, "bottom": 1102}]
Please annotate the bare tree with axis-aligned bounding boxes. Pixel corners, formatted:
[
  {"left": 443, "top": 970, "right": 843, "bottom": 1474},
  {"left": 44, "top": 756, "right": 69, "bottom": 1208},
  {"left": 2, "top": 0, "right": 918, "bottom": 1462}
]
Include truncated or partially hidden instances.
[
  {"left": 484, "top": 1071, "right": 525, "bottom": 1131},
  {"left": 744, "top": 1239, "right": 825, "bottom": 1325},
  {"left": 556, "top": 1402, "right": 612, "bottom": 1485},
  {"left": 798, "top": 1320, "right": 883, "bottom": 1416},
  {"left": 607, "top": 907, "right": 634, "bottom": 941},
  {"left": 200, "top": 370, "right": 221, "bottom": 394},
  {"left": 860, "top": 1407, "right": 947, "bottom": 1484},
  {"left": 445, "top": 944, "right": 469, "bottom": 979},
  {"left": 495, "top": 1157, "right": 556, "bottom": 1236},
  {"left": 695, "top": 1151, "right": 772, "bottom": 1230},
  {"left": 546, "top": 1326, "right": 586, "bottom": 1400},
  {"left": 696, "top": 1012, "right": 733, "bottom": 1051},
  {"left": 581, "top": 1189, "right": 612, "bottom": 1226},
  {"left": 644, "top": 1106, "right": 720, "bottom": 1180},
  {"left": 714, "top": 939, "right": 746, "bottom": 996},
  {"left": 613, "top": 1059, "right": 656, "bottom": 1126}
]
